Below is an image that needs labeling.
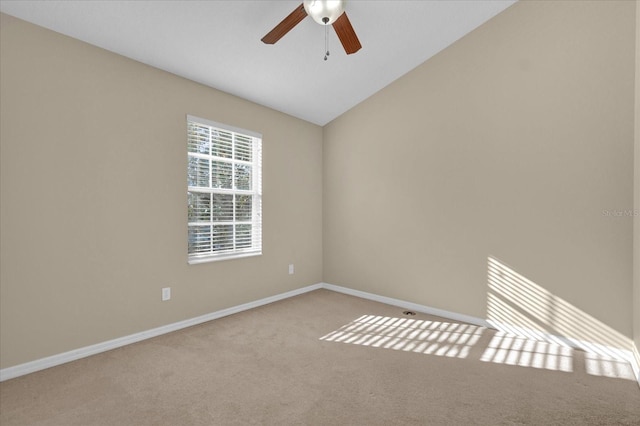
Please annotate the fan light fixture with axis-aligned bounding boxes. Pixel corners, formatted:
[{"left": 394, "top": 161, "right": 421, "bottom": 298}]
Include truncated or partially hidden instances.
[
  {"left": 303, "top": 0, "right": 345, "bottom": 26},
  {"left": 261, "top": 0, "right": 361, "bottom": 60}
]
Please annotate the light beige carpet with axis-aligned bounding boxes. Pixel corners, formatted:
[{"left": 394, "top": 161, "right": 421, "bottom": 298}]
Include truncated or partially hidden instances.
[{"left": 1, "top": 289, "right": 639, "bottom": 425}]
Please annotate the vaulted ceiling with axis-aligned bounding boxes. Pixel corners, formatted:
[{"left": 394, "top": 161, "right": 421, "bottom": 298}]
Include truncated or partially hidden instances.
[{"left": 0, "top": 1, "right": 517, "bottom": 125}]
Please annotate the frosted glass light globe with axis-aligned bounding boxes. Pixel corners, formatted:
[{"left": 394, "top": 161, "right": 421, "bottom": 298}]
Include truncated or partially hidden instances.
[{"left": 303, "top": 0, "right": 345, "bottom": 25}]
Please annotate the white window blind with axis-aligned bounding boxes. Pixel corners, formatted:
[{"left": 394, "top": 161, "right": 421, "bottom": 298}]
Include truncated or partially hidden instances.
[{"left": 187, "top": 115, "right": 262, "bottom": 264}]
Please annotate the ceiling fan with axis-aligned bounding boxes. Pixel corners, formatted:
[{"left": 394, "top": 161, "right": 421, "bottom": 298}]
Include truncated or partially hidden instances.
[{"left": 261, "top": 0, "right": 362, "bottom": 57}]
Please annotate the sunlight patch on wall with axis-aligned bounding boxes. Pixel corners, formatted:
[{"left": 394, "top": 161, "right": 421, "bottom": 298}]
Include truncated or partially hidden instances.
[
  {"left": 487, "top": 256, "right": 635, "bottom": 380},
  {"left": 320, "top": 315, "right": 484, "bottom": 359},
  {"left": 487, "top": 257, "right": 632, "bottom": 357}
]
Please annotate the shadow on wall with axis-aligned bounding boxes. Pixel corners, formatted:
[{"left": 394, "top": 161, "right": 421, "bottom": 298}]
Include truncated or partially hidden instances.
[{"left": 486, "top": 256, "right": 633, "bottom": 366}]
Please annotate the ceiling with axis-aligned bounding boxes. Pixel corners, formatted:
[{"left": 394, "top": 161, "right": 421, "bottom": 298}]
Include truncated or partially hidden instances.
[{"left": 0, "top": 0, "right": 517, "bottom": 126}]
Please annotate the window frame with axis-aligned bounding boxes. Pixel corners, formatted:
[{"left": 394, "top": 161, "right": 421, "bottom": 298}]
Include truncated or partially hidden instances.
[{"left": 186, "top": 115, "right": 262, "bottom": 264}]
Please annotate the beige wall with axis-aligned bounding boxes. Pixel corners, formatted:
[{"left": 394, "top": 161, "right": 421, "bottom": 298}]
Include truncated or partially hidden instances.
[
  {"left": 634, "top": 0, "right": 640, "bottom": 369},
  {"left": 324, "top": 0, "right": 636, "bottom": 349},
  {"left": 0, "top": 13, "right": 323, "bottom": 369},
  {"left": 2, "top": 0, "right": 638, "bottom": 371}
]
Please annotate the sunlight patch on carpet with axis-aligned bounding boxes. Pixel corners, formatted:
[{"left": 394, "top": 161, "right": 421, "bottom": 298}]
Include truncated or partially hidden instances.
[
  {"left": 480, "top": 332, "right": 573, "bottom": 372},
  {"left": 319, "top": 315, "right": 484, "bottom": 359},
  {"left": 584, "top": 352, "right": 636, "bottom": 380}
]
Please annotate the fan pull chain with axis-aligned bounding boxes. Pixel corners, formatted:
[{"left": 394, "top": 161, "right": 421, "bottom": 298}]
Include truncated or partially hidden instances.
[{"left": 323, "top": 18, "right": 330, "bottom": 61}]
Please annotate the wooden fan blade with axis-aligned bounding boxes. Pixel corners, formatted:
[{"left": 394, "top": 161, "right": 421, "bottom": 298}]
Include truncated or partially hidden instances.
[
  {"left": 261, "top": 3, "right": 307, "bottom": 44},
  {"left": 333, "top": 12, "right": 361, "bottom": 54}
]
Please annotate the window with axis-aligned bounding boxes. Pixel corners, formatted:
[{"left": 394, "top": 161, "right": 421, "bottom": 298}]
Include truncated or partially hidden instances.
[{"left": 187, "top": 115, "right": 262, "bottom": 264}]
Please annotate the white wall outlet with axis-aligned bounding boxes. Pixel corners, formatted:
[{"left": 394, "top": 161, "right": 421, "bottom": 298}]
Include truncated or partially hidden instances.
[
  {"left": 162, "top": 287, "right": 171, "bottom": 301},
  {"left": 288, "top": 264, "right": 294, "bottom": 275}
]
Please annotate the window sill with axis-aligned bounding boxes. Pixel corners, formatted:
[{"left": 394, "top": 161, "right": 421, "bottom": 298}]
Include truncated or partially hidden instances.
[{"left": 188, "top": 251, "right": 261, "bottom": 265}]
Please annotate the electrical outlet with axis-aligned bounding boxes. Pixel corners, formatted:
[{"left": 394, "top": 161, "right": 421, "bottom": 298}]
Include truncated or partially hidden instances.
[
  {"left": 162, "top": 287, "right": 171, "bottom": 301},
  {"left": 288, "top": 264, "right": 294, "bottom": 275}
]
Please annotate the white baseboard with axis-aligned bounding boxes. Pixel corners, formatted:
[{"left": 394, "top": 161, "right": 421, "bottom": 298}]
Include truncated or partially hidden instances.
[
  {"left": 321, "top": 282, "right": 493, "bottom": 328},
  {"left": 0, "top": 283, "right": 322, "bottom": 382},
  {"left": 3, "top": 281, "right": 640, "bottom": 390}
]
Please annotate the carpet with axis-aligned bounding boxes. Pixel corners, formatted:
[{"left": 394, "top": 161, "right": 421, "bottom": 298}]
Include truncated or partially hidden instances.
[{"left": 1, "top": 289, "right": 639, "bottom": 425}]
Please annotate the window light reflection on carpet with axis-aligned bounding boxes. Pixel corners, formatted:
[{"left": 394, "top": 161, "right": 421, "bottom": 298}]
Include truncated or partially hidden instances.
[
  {"left": 480, "top": 332, "right": 573, "bottom": 372},
  {"left": 320, "top": 315, "right": 484, "bottom": 359}
]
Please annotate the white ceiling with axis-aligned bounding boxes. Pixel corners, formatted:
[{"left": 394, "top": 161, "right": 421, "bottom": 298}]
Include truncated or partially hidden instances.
[{"left": 0, "top": 0, "right": 517, "bottom": 126}]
